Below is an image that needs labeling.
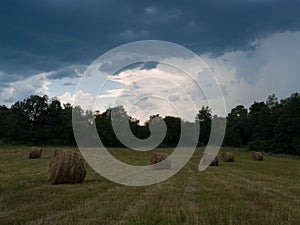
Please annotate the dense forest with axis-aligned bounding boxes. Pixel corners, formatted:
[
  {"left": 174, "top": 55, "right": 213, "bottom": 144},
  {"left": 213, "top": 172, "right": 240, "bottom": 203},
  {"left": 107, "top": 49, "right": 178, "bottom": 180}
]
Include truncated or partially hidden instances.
[{"left": 0, "top": 93, "right": 299, "bottom": 155}]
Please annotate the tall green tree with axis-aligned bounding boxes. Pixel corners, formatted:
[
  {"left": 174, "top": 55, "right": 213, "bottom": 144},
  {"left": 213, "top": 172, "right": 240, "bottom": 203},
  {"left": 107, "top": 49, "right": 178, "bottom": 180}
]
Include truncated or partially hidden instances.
[
  {"left": 42, "top": 98, "right": 64, "bottom": 144},
  {"left": 272, "top": 93, "right": 300, "bottom": 155},
  {"left": 0, "top": 105, "right": 14, "bottom": 142},
  {"left": 248, "top": 101, "right": 273, "bottom": 151},
  {"left": 10, "top": 95, "right": 49, "bottom": 142},
  {"left": 163, "top": 116, "right": 181, "bottom": 146},
  {"left": 224, "top": 105, "right": 250, "bottom": 147},
  {"left": 196, "top": 106, "right": 212, "bottom": 145},
  {"left": 60, "top": 103, "right": 76, "bottom": 145}
]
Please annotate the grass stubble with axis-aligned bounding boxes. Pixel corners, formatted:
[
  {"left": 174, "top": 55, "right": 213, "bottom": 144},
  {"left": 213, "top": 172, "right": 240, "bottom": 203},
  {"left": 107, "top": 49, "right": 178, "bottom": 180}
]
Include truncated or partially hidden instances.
[{"left": 0, "top": 146, "right": 299, "bottom": 225}]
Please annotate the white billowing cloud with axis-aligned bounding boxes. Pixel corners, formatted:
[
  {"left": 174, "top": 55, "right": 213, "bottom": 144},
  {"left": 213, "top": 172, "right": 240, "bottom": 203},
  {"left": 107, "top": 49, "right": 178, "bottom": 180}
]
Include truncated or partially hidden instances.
[
  {"left": 204, "top": 31, "right": 300, "bottom": 112},
  {"left": 0, "top": 73, "right": 51, "bottom": 105},
  {"left": 5, "top": 30, "right": 295, "bottom": 123},
  {"left": 58, "top": 92, "right": 73, "bottom": 105},
  {"left": 58, "top": 90, "right": 95, "bottom": 110},
  {"left": 93, "top": 31, "right": 300, "bottom": 121},
  {"left": 94, "top": 59, "right": 225, "bottom": 122},
  {"left": 97, "top": 88, "right": 126, "bottom": 99}
]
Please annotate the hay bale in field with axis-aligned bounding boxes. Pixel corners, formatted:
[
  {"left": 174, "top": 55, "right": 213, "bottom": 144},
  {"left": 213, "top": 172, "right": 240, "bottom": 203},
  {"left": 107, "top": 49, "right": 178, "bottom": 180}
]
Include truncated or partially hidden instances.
[
  {"left": 29, "top": 147, "right": 42, "bottom": 159},
  {"left": 150, "top": 152, "right": 171, "bottom": 170},
  {"left": 48, "top": 149, "right": 87, "bottom": 184},
  {"left": 201, "top": 153, "right": 219, "bottom": 166},
  {"left": 209, "top": 156, "right": 219, "bottom": 166},
  {"left": 251, "top": 151, "right": 263, "bottom": 161},
  {"left": 221, "top": 152, "right": 235, "bottom": 162}
]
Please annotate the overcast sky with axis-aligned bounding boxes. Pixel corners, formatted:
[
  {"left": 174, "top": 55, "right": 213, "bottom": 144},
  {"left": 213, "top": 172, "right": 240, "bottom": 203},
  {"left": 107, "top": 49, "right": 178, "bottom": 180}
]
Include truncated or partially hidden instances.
[{"left": 1, "top": 0, "right": 300, "bottom": 121}]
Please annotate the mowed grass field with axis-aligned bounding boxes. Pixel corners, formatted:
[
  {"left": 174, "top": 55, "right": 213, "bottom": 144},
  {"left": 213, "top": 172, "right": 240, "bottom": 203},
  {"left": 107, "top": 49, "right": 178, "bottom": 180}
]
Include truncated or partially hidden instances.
[{"left": 0, "top": 146, "right": 300, "bottom": 225}]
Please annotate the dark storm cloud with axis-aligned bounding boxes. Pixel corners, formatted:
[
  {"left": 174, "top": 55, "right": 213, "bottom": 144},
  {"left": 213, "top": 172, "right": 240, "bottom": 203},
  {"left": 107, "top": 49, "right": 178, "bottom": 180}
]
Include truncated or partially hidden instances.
[
  {"left": 63, "top": 82, "right": 77, "bottom": 86},
  {"left": 0, "top": 72, "right": 22, "bottom": 88},
  {"left": 1, "top": 0, "right": 300, "bottom": 82},
  {"left": 47, "top": 65, "right": 87, "bottom": 80},
  {"left": 113, "top": 61, "right": 159, "bottom": 75},
  {"left": 140, "top": 62, "right": 160, "bottom": 71}
]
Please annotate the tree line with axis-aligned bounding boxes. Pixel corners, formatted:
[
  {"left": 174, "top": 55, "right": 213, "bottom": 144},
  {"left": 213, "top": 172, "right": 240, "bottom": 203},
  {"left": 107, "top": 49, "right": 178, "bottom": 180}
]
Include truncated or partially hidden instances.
[{"left": 0, "top": 93, "right": 299, "bottom": 155}]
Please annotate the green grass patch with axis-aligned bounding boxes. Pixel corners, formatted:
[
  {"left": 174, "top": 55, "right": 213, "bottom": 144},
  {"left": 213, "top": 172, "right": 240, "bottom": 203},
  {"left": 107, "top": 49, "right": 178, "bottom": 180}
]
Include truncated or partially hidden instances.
[{"left": 0, "top": 146, "right": 299, "bottom": 224}]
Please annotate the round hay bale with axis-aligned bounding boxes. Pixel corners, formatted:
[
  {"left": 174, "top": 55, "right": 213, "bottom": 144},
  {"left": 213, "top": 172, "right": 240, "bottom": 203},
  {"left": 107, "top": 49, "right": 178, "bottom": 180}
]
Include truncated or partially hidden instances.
[
  {"left": 210, "top": 156, "right": 219, "bottom": 166},
  {"left": 221, "top": 152, "right": 235, "bottom": 162},
  {"left": 251, "top": 151, "right": 263, "bottom": 161},
  {"left": 29, "top": 147, "right": 43, "bottom": 159},
  {"left": 48, "top": 149, "right": 87, "bottom": 185},
  {"left": 150, "top": 152, "right": 171, "bottom": 170},
  {"left": 202, "top": 153, "right": 219, "bottom": 166}
]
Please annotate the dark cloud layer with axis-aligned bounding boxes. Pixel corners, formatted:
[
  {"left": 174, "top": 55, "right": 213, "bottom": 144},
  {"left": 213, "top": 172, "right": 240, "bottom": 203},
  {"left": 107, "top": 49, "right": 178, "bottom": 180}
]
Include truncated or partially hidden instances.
[
  {"left": 1, "top": 0, "right": 300, "bottom": 81},
  {"left": 47, "top": 65, "right": 86, "bottom": 80},
  {"left": 113, "top": 61, "right": 159, "bottom": 75}
]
